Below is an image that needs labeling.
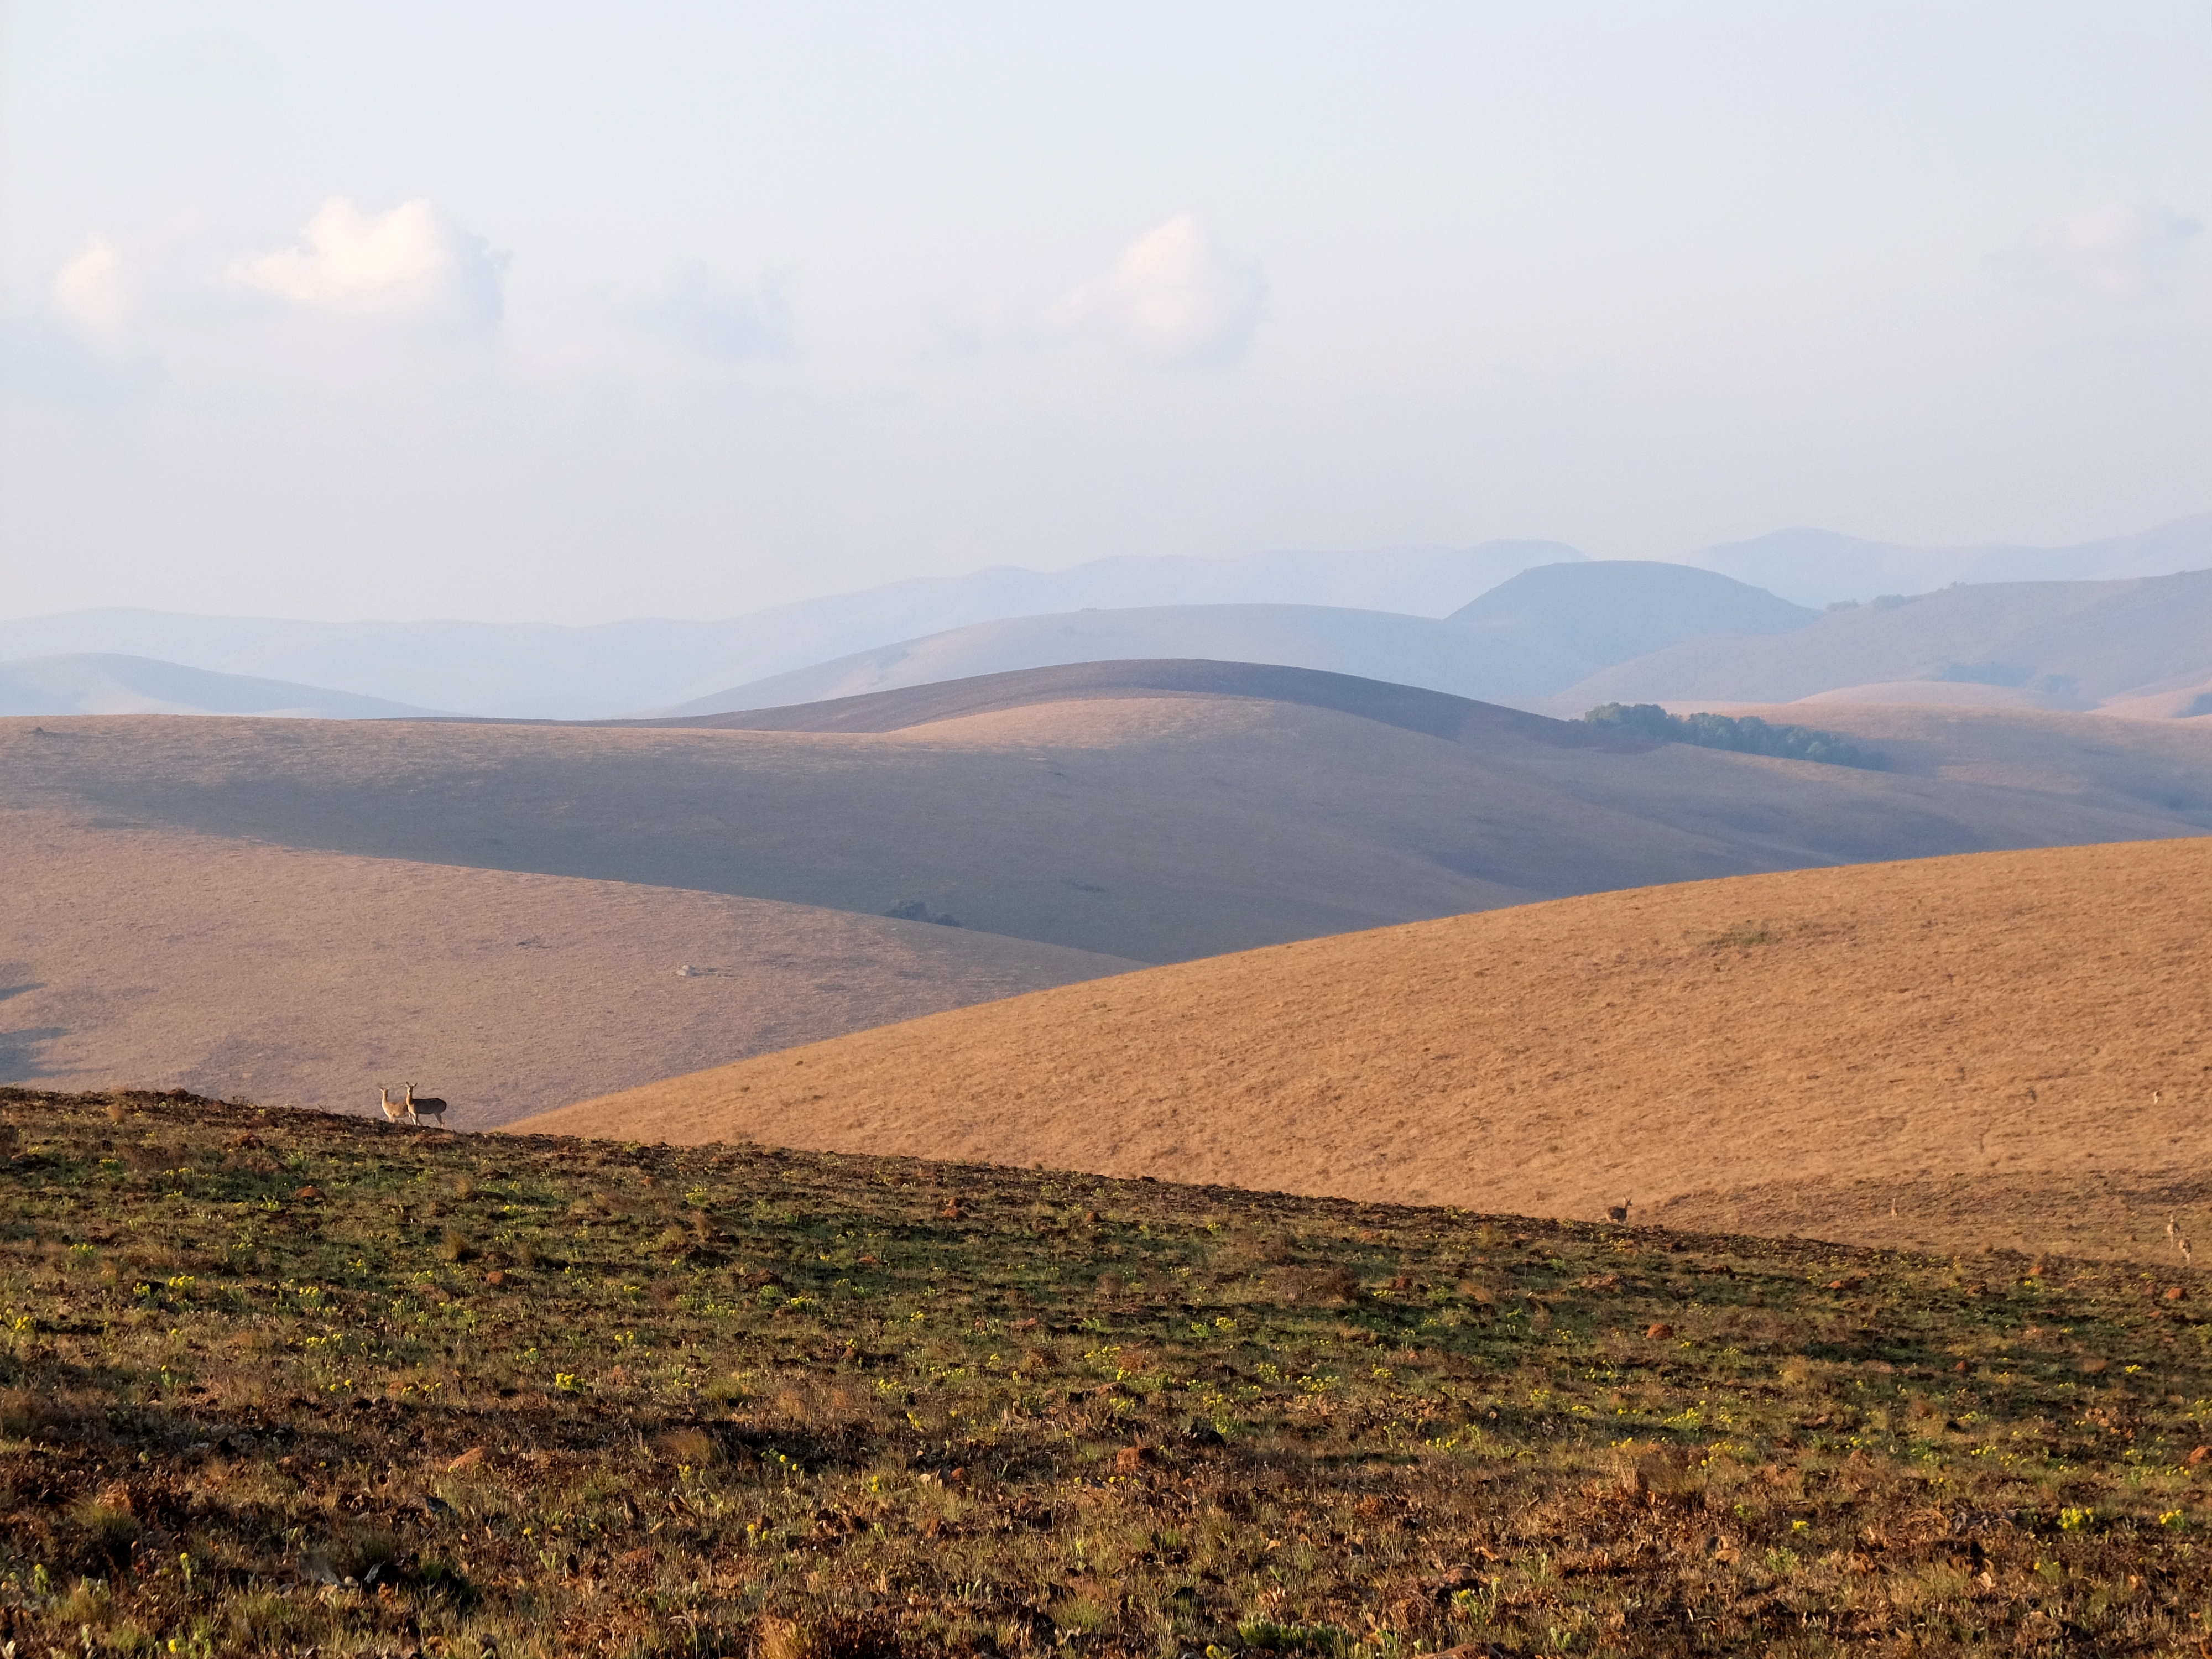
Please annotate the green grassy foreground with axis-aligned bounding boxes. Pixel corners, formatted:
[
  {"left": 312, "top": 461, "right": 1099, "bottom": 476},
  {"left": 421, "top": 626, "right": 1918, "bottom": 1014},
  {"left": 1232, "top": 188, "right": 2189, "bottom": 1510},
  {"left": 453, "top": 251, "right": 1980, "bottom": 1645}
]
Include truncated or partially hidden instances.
[{"left": 4, "top": 1088, "right": 2212, "bottom": 1656}]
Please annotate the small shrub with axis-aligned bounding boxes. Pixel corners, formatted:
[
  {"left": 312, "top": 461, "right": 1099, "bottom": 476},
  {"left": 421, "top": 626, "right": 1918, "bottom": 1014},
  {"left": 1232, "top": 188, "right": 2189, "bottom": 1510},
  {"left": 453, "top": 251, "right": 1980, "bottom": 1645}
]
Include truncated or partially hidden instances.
[
  {"left": 757, "top": 1619, "right": 822, "bottom": 1659},
  {"left": 119, "top": 1141, "right": 179, "bottom": 1173},
  {"left": 227, "top": 1590, "right": 316, "bottom": 1648},
  {"left": 0, "top": 1385, "right": 74, "bottom": 1439},
  {"left": 657, "top": 1426, "right": 716, "bottom": 1466},
  {"left": 885, "top": 898, "right": 962, "bottom": 927},
  {"left": 1236, "top": 1618, "right": 1354, "bottom": 1654},
  {"left": 1904, "top": 1395, "right": 1948, "bottom": 1433},
  {"left": 441, "top": 1227, "right": 469, "bottom": 1263},
  {"left": 69, "top": 1494, "right": 141, "bottom": 1560},
  {"left": 1052, "top": 1598, "right": 1112, "bottom": 1635}
]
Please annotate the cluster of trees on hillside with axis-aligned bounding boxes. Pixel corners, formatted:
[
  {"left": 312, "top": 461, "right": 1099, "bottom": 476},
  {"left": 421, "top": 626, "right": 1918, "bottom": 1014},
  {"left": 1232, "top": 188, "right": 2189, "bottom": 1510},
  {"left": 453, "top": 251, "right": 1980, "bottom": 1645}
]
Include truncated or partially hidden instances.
[{"left": 1582, "top": 702, "right": 1879, "bottom": 769}]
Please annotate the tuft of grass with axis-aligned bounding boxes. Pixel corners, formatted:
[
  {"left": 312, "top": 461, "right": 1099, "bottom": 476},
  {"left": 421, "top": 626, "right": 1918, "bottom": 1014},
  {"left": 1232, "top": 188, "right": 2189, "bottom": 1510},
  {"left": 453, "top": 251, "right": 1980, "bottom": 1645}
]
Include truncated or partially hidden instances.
[{"left": 4, "top": 1084, "right": 2212, "bottom": 1656}]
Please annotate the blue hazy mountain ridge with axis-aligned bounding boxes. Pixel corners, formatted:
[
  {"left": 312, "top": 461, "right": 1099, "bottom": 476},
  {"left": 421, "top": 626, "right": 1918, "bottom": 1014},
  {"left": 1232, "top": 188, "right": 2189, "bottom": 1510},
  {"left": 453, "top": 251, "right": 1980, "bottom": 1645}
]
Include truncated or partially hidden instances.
[
  {"left": 0, "top": 654, "right": 433, "bottom": 719},
  {"left": 6, "top": 516, "right": 2204, "bottom": 720},
  {"left": 1446, "top": 561, "right": 1818, "bottom": 666},
  {"left": 1563, "top": 570, "right": 2212, "bottom": 710},
  {"left": 670, "top": 561, "right": 1817, "bottom": 716},
  {"left": 1701, "top": 515, "right": 2212, "bottom": 608},
  {"left": 0, "top": 540, "right": 1581, "bottom": 722}
]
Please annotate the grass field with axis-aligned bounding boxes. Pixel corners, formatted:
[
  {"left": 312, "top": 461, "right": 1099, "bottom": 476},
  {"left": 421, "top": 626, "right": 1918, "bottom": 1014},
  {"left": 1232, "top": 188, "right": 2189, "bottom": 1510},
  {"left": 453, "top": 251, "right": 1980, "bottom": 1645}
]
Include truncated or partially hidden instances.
[{"left": 6, "top": 1088, "right": 2212, "bottom": 1656}]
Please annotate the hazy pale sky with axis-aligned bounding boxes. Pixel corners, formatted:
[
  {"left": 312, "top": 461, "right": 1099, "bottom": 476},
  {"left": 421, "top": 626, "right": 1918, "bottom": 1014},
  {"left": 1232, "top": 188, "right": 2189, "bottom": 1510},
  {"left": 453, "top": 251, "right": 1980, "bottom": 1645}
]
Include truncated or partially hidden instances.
[{"left": 2, "top": 2, "right": 2207, "bottom": 623}]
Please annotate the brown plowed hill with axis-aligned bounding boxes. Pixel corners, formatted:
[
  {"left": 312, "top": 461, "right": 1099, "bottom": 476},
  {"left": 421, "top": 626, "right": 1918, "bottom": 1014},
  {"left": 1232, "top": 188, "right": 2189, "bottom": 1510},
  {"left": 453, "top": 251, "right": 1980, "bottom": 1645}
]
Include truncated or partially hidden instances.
[{"left": 517, "top": 838, "right": 2212, "bottom": 1262}]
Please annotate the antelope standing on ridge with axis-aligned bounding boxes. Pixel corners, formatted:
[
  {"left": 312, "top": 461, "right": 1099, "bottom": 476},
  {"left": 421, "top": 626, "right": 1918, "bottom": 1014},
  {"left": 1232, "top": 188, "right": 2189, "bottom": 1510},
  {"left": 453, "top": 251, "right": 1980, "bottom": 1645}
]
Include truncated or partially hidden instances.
[
  {"left": 403, "top": 1082, "right": 448, "bottom": 1128},
  {"left": 1606, "top": 1197, "right": 1632, "bottom": 1225},
  {"left": 377, "top": 1085, "right": 407, "bottom": 1123}
]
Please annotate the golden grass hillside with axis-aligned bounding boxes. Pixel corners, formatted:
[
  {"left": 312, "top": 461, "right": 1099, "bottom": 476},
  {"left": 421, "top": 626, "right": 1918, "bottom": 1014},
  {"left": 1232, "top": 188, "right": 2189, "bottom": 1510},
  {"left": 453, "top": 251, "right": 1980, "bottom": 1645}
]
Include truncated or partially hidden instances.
[{"left": 519, "top": 838, "right": 2212, "bottom": 1263}]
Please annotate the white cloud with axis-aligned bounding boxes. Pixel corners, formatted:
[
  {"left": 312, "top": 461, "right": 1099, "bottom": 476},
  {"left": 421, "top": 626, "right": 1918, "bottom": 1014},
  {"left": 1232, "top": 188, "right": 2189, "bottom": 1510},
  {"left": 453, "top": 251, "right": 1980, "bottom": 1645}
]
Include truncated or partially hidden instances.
[
  {"left": 229, "top": 197, "right": 506, "bottom": 327},
  {"left": 51, "top": 236, "right": 132, "bottom": 347},
  {"left": 0, "top": 235, "right": 161, "bottom": 403},
  {"left": 1994, "top": 201, "right": 2203, "bottom": 302},
  {"left": 637, "top": 260, "right": 794, "bottom": 363},
  {"left": 1051, "top": 213, "right": 1266, "bottom": 367}
]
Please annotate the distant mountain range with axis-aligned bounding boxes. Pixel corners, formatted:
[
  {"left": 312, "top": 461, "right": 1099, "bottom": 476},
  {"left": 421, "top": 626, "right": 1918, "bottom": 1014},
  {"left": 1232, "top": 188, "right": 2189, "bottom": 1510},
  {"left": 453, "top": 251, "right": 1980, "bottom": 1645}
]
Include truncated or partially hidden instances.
[
  {"left": 1, "top": 515, "right": 2204, "bottom": 721},
  {"left": 1564, "top": 569, "right": 2212, "bottom": 718},
  {"left": 0, "top": 540, "right": 1580, "bottom": 721},
  {"left": 670, "top": 562, "right": 1818, "bottom": 714},
  {"left": 0, "top": 654, "right": 431, "bottom": 719},
  {"left": 1703, "top": 515, "right": 2212, "bottom": 607}
]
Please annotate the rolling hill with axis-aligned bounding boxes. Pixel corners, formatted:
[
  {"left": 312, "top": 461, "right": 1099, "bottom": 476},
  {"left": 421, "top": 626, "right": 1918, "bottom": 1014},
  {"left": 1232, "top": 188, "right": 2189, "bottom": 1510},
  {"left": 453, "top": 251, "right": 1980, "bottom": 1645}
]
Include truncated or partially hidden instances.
[
  {"left": 9, "top": 667, "right": 2211, "bottom": 1123},
  {"left": 1446, "top": 560, "right": 1817, "bottom": 670},
  {"left": 672, "top": 564, "right": 1818, "bottom": 716},
  {"left": 667, "top": 604, "right": 1567, "bottom": 714},
  {"left": 1698, "top": 513, "right": 2212, "bottom": 606},
  {"left": 5, "top": 515, "right": 2205, "bottom": 719},
  {"left": 12, "top": 667, "right": 2212, "bottom": 970},
  {"left": 12, "top": 1085, "right": 2206, "bottom": 1654},
  {"left": 0, "top": 539, "right": 1578, "bottom": 719},
  {"left": 0, "top": 653, "right": 431, "bottom": 718},
  {"left": 1562, "top": 569, "right": 2212, "bottom": 716},
  {"left": 518, "top": 837, "right": 2212, "bottom": 1264},
  {"left": 0, "top": 807, "right": 1137, "bottom": 1125}
]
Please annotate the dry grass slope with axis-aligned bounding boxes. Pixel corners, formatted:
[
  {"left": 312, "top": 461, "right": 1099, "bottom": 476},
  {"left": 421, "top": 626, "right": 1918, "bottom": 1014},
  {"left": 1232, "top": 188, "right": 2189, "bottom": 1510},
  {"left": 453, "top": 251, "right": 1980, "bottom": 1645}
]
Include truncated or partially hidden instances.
[
  {"left": 7, "top": 693, "right": 2210, "bottom": 1126},
  {"left": 0, "top": 809, "right": 1137, "bottom": 1125},
  {"left": 10, "top": 1087, "right": 2212, "bottom": 1655},
  {"left": 524, "top": 838, "right": 2212, "bottom": 1264}
]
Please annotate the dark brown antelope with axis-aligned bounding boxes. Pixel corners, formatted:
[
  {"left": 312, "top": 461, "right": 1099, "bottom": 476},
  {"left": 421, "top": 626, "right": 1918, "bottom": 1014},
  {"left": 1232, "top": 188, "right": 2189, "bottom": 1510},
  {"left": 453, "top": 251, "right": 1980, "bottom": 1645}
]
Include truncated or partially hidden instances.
[
  {"left": 1606, "top": 1197, "right": 1632, "bottom": 1225},
  {"left": 403, "top": 1082, "right": 448, "bottom": 1128}
]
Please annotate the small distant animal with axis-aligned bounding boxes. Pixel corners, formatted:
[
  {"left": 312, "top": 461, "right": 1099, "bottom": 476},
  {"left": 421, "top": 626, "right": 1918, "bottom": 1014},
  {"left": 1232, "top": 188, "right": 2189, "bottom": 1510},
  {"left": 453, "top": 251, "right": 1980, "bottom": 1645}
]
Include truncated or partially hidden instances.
[
  {"left": 1606, "top": 1197, "right": 1631, "bottom": 1225},
  {"left": 403, "top": 1082, "right": 448, "bottom": 1128},
  {"left": 377, "top": 1084, "right": 407, "bottom": 1124}
]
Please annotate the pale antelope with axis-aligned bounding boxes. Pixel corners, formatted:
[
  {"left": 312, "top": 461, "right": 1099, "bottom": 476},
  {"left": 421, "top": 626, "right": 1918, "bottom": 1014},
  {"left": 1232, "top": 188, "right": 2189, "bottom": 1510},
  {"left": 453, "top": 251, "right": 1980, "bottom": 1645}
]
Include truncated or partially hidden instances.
[
  {"left": 377, "top": 1084, "right": 407, "bottom": 1124},
  {"left": 403, "top": 1082, "right": 448, "bottom": 1128}
]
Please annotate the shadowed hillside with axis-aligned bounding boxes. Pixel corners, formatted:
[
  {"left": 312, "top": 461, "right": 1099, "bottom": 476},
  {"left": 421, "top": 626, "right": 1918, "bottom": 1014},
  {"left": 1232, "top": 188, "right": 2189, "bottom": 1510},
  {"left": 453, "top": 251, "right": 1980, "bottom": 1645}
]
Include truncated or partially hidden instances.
[
  {"left": 10, "top": 677, "right": 2211, "bottom": 972},
  {"left": 8, "top": 679, "right": 2211, "bottom": 1120},
  {"left": 522, "top": 838, "right": 2212, "bottom": 1265},
  {"left": 0, "top": 808, "right": 1136, "bottom": 1124},
  {"left": 652, "top": 658, "right": 1625, "bottom": 746}
]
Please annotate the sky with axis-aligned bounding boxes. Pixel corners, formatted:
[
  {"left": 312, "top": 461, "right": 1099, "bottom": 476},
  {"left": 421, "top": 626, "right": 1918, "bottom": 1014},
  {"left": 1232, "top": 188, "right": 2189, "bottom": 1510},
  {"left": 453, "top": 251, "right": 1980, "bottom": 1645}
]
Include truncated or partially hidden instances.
[{"left": 2, "top": 2, "right": 2208, "bottom": 624}]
